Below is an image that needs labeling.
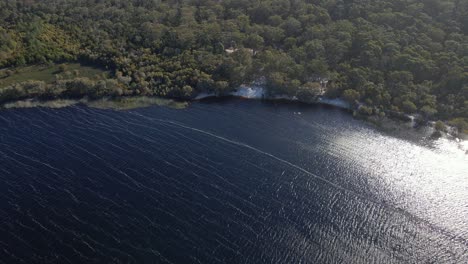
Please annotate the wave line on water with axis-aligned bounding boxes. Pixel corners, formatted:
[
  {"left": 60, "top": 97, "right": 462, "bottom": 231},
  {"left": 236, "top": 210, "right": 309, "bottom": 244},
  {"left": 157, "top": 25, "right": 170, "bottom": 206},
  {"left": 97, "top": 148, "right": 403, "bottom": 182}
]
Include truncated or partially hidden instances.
[
  {"left": 130, "top": 112, "right": 362, "bottom": 196},
  {"left": 129, "top": 111, "right": 468, "bottom": 246}
]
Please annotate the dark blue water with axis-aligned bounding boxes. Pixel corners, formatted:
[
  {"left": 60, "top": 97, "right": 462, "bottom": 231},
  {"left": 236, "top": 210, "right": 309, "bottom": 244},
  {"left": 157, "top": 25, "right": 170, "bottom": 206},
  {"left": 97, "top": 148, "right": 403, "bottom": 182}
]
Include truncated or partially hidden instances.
[{"left": 0, "top": 99, "right": 467, "bottom": 263}]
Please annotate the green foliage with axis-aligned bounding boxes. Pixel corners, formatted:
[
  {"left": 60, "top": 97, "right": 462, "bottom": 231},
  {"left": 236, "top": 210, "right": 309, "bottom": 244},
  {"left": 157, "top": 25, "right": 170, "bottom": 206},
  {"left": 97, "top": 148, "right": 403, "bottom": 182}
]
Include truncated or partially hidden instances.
[
  {"left": 343, "top": 89, "right": 361, "bottom": 104},
  {"left": 0, "top": 77, "right": 126, "bottom": 104},
  {"left": 358, "top": 106, "right": 374, "bottom": 116},
  {"left": 434, "top": 121, "right": 447, "bottom": 132},
  {"left": 0, "top": 0, "right": 466, "bottom": 125},
  {"left": 296, "top": 82, "right": 322, "bottom": 103},
  {"left": 0, "top": 64, "right": 107, "bottom": 89},
  {"left": 448, "top": 118, "right": 468, "bottom": 133}
]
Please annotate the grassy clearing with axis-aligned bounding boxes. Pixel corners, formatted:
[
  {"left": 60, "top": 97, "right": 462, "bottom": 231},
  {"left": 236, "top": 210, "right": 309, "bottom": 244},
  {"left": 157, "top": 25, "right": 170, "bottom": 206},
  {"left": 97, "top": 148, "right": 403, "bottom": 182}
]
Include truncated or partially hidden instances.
[
  {"left": 2, "top": 97, "right": 189, "bottom": 111},
  {"left": 2, "top": 99, "right": 79, "bottom": 109},
  {"left": 86, "top": 97, "right": 189, "bottom": 110},
  {"left": 0, "top": 63, "right": 109, "bottom": 88}
]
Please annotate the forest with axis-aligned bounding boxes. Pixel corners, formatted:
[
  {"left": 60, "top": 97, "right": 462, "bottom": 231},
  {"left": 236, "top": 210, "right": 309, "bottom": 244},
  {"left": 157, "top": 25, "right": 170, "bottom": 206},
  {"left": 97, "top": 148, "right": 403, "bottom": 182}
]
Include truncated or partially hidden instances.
[{"left": 0, "top": 0, "right": 467, "bottom": 131}]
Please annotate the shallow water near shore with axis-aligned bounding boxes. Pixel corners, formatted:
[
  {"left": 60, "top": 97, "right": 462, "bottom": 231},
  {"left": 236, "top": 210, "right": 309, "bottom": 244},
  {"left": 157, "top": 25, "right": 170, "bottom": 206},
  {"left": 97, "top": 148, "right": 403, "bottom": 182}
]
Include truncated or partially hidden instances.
[{"left": 0, "top": 98, "right": 467, "bottom": 263}]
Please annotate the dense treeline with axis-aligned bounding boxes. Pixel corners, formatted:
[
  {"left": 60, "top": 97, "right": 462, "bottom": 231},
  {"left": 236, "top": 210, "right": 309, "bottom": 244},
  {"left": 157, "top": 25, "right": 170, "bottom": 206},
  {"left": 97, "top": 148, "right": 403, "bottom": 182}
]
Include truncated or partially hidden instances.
[
  {"left": 0, "top": 0, "right": 467, "bottom": 130},
  {"left": 0, "top": 78, "right": 125, "bottom": 103}
]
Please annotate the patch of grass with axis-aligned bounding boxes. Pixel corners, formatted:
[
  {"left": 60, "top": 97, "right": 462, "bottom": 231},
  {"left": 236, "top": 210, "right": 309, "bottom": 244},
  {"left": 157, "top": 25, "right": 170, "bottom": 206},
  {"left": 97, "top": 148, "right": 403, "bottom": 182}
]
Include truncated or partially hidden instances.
[
  {"left": 1, "top": 97, "right": 189, "bottom": 111},
  {"left": 86, "top": 97, "right": 189, "bottom": 110},
  {"left": 2, "top": 99, "right": 79, "bottom": 109},
  {"left": 0, "top": 63, "right": 109, "bottom": 88}
]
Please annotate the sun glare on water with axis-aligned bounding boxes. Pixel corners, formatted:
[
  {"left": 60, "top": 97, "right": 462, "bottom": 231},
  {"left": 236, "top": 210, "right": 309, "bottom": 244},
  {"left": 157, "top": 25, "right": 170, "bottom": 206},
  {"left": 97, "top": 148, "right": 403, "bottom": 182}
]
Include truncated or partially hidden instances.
[{"left": 331, "top": 129, "right": 468, "bottom": 236}]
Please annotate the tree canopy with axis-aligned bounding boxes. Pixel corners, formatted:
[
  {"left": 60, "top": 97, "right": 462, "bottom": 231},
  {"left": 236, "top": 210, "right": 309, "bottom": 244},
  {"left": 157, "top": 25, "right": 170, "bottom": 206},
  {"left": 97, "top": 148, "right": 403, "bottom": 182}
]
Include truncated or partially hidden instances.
[{"left": 0, "top": 0, "right": 467, "bottom": 130}]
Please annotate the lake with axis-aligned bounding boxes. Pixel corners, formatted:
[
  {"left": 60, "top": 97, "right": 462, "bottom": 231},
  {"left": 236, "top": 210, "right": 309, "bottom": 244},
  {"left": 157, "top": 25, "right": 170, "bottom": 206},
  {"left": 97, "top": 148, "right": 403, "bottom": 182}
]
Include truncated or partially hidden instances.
[{"left": 0, "top": 99, "right": 467, "bottom": 263}]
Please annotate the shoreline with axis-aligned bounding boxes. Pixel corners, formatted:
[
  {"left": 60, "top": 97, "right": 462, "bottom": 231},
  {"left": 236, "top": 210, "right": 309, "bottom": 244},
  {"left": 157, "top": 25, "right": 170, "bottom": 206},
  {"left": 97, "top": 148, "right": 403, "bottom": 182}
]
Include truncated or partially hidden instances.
[
  {"left": 194, "top": 85, "right": 353, "bottom": 110},
  {"left": 1, "top": 86, "right": 466, "bottom": 143},
  {"left": 2, "top": 95, "right": 466, "bottom": 154},
  {"left": 193, "top": 86, "right": 466, "bottom": 141}
]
